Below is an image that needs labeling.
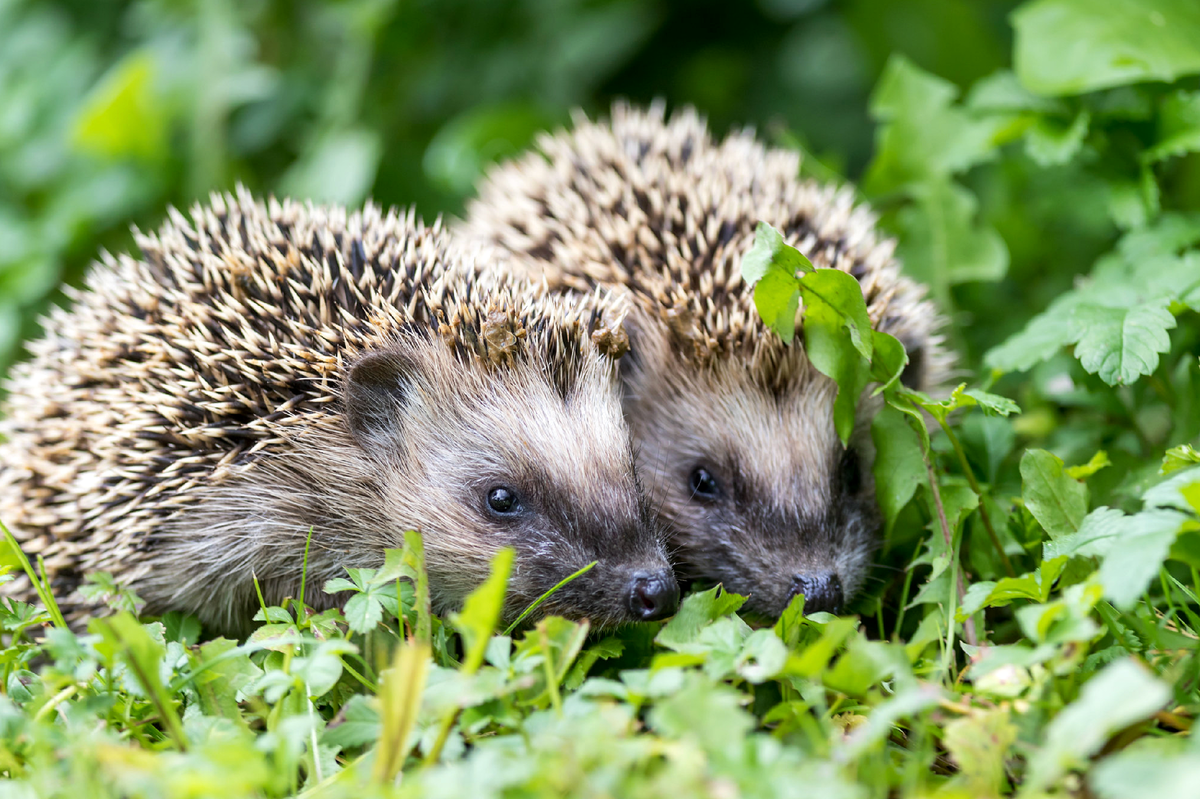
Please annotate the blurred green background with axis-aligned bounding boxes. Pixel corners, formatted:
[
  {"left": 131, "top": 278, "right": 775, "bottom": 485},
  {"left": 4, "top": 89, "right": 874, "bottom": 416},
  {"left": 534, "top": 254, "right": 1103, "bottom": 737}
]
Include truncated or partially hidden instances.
[{"left": 0, "top": 0, "right": 1021, "bottom": 375}]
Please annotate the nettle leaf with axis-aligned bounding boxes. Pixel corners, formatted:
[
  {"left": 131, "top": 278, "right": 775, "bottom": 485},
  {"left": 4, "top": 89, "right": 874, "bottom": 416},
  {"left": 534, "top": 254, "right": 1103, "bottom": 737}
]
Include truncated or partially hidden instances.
[
  {"left": 984, "top": 293, "right": 1077, "bottom": 374},
  {"left": 1021, "top": 449, "right": 1088, "bottom": 537},
  {"left": 985, "top": 248, "right": 1196, "bottom": 380},
  {"left": 1068, "top": 298, "right": 1175, "bottom": 385},
  {"left": 1013, "top": 0, "right": 1200, "bottom": 97},
  {"left": 1024, "top": 659, "right": 1171, "bottom": 793}
]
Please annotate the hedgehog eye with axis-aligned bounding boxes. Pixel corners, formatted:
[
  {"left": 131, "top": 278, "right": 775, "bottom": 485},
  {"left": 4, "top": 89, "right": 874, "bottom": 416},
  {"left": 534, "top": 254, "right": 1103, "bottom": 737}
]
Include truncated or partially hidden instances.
[
  {"left": 688, "top": 467, "right": 721, "bottom": 501},
  {"left": 486, "top": 486, "right": 522, "bottom": 517},
  {"left": 839, "top": 448, "right": 861, "bottom": 495}
]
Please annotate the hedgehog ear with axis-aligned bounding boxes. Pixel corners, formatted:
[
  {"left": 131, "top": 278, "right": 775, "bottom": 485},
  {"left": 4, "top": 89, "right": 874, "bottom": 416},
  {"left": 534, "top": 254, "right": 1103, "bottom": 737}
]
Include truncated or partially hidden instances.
[{"left": 345, "top": 351, "right": 420, "bottom": 447}]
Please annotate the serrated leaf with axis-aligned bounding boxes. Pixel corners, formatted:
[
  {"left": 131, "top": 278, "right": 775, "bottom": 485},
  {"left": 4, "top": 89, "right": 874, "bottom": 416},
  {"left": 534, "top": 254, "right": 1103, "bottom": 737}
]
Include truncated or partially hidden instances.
[
  {"left": 984, "top": 293, "right": 1078, "bottom": 374},
  {"left": 1068, "top": 298, "right": 1175, "bottom": 385},
  {"left": 1024, "top": 659, "right": 1170, "bottom": 792},
  {"left": 1013, "top": 0, "right": 1200, "bottom": 97},
  {"left": 342, "top": 593, "right": 383, "bottom": 634},
  {"left": 1021, "top": 449, "right": 1088, "bottom": 537}
]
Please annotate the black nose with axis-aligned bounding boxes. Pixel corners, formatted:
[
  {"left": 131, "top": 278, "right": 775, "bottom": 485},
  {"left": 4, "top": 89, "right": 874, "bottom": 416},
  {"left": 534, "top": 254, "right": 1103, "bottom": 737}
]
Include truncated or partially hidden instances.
[
  {"left": 627, "top": 570, "right": 680, "bottom": 621},
  {"left": 791, "top": 572, "right": 844, "bottom": 614}
]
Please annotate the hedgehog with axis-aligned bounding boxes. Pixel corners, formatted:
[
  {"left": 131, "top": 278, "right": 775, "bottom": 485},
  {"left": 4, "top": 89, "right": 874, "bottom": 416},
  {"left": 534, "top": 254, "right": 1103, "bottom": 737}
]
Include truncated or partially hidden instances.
[
  {"left": 0, "top": 189, "right": 679, "bottom": 634},
  {"left": 462, "top": 102, "right": 952, "bottom": 620}
]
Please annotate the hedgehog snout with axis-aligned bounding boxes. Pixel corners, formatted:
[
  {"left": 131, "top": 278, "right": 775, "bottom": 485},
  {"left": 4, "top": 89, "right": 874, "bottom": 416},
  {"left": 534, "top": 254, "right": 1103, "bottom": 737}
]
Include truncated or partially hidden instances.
[
  {"left": 627, "top": 569, "right": 679, "bottom": 621},
  {"left": 790, "top": 572, "right": 843, "bottom": 615}
]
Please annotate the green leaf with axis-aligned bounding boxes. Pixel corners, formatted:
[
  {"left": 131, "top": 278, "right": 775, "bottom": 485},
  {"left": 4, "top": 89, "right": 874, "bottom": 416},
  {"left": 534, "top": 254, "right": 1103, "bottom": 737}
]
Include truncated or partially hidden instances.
[
  {"left": 943, "top": 708, "right": 1018, "bottom": 797},
  {"left": 957, "top": 556, "right": 1068, "bottom": 619},
  {"left": 741, "top": 221, "right": 815, "bottom": 284},
  {"left": 92, "top": 614, "right": 188, "bottom": 750},
  {"left": 656, "top": 587, "right": 746, "bottom": 651},
  {"left": 984, "top": 294, "right": 1077, "bottom": 375},
  {"left": 1065, "top": 450, "right": 1111, "bottom": 479},
  {"left": 1145, "top": 89, "right": 1200, "bottom": 162},
  {"left": 1026, "top": 109, "right": 1090, "bottom": 166},
  {"left": 1013, "top": 0, "right": 1200, "bottom": 96},
  {"left": 1068, "top": 298, "right": 1175, "bottom": 385},
  {"left": 799, "top": 267, "right": 874, "bottom": 443},
  {"left": 1091, "top": 744, "right": 1200, "bottom": 799},
  {"left": 1021, "top": 449, "right": 1089, "bottom": 537},
  {"left": 451, "top": 547, "right": 514, "bottom": 674},
  {"left": 1143, "top": 465, "right": 1200, "bottom": 510},
  {"left": 870, "top": 404, "right": 926, "bottom": 531},
  {"left": 72, "top": 51, "right": 167, "bottom": 161},
  {"left": 753, "top": 271, "right": 801, "bottom": 344},
  {"left": 322, "top": 694, "right": 381, "bottom": 749},
  {"left": 1024, "top": 659, "right": 1171, "bottom": 792},
  {"left": 1162, "top": 444, "right": 1200, "bottom": 474},
  {"left": 741, "top": 222, "right": 813, "bottom": 344},
  {"left": 894, "top": 180, "right": 1009, "bottom": 295},
  {"left": 343, "top": 591, "right": 384, "bottom": 634},
  {"left": 1045, "top": 507, "right": 1190, "bottom": 609},
  {"left": 865, "top": 56, "right": 1008, "bottom": 193},
  {"left": 962, "top": 389, "right": 1020, "bottom": 417}
]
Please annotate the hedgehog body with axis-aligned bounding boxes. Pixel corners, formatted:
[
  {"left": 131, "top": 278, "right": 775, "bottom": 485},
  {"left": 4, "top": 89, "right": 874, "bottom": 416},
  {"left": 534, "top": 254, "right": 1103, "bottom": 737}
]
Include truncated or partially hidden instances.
[
  {"left": 463, "top": 103, "right": 952, "bottom": 619},
  {"left": 0, "top": 190, "right": 678, "bottom": 632}
]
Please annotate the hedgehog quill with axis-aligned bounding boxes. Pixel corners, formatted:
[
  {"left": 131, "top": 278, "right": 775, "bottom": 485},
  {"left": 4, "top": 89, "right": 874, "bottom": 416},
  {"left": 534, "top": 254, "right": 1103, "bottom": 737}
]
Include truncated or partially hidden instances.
[
  {"left": 0, "top": 190, "right": 678, "bottom": 633},
  {"left": 464, "top": 103, "right": 953, "bottom": 620}
]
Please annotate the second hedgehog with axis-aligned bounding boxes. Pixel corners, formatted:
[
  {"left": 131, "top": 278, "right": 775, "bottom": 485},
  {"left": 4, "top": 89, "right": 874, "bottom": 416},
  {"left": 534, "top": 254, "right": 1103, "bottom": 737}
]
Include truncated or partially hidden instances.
[
  {"left": 464, "top": 104, "right": 952, "bottom": 620},
  {"left": 0, "top": 190, "right": 678, "bottom": 633}
]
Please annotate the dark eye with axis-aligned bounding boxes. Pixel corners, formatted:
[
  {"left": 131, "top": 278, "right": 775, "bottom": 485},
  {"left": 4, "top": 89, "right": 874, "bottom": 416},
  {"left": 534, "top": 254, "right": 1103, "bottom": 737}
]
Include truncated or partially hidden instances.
[
  {"left": 486, "top": 486, "right": 522, "bottom": 516},
  {"left": 840, "top": 448, "right": 861, "bottom": 495},
  {"left": 688, "top": 467, "right": 721, "bottom": 501}
]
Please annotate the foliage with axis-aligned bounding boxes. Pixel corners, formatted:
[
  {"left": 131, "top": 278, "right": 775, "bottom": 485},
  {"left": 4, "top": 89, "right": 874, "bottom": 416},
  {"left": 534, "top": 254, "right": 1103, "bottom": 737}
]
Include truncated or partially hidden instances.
[{"left": 2, "top": 0, "right": 1200, "bottom": 796}]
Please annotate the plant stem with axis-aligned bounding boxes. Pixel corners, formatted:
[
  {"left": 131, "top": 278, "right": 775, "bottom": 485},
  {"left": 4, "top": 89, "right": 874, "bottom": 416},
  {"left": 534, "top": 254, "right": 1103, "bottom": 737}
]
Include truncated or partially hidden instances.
[{"left": 937, "top": 418, "right": 1015, "bottom": 577}]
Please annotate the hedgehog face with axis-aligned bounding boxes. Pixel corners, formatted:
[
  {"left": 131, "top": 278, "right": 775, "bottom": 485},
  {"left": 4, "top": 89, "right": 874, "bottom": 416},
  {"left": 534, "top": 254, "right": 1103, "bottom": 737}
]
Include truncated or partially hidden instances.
[
  {"left": 620, "top": 327, "right": 879, "bottom": 621},
  {"left": 344, "top": 345, "right": 678, "bottom": 628}
]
